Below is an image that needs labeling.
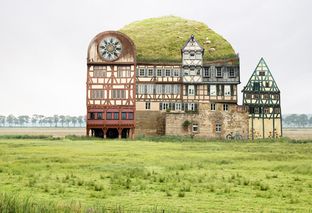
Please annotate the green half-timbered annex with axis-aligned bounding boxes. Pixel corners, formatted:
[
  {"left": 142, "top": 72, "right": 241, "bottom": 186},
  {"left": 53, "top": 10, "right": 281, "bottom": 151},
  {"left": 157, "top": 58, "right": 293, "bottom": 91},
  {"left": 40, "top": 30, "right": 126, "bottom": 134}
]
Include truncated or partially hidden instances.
[{"left": 242, "top": 58, "right": 282, "bottom": 139}]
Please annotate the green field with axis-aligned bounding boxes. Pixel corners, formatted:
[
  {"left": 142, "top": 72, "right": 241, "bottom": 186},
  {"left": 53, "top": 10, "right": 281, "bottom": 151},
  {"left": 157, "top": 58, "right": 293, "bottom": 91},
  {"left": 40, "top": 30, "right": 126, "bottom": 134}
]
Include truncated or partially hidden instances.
[{"left": 0, "top": 138, "right": 312, "bottom": 212}]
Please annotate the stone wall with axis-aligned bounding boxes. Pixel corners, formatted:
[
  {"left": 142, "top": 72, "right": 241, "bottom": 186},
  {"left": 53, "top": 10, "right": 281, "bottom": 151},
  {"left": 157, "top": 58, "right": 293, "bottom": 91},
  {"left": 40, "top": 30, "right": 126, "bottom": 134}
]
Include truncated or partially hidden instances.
[
  {"left": 165, "top": 103, "right": 249, "bottom": 139},
  {"left": 135, "top": 111, "right": 166, "bottom": 136}
]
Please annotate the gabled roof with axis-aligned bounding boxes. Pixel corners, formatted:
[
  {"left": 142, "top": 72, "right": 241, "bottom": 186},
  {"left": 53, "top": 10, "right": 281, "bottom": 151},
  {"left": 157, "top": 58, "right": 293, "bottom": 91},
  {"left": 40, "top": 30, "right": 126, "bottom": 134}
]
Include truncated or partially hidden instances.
[
  {"left": 242, "top": 58, "right": 280, "bottom": 93},
  {"left": 181, "top": 35, "right": 204, "bottom": 52}
]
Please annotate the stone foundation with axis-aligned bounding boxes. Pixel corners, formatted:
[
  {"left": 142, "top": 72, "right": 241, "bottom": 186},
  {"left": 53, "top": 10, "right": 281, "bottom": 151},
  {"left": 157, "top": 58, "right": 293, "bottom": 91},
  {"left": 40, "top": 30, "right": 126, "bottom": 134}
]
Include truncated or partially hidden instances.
[{"left": 165, "top": 103, "right": 249, "bottom": 139}]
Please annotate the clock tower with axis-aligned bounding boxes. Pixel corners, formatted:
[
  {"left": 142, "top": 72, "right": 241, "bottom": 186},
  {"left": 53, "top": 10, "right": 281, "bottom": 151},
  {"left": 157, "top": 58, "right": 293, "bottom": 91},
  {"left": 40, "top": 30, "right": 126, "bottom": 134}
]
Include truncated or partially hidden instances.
[{"left": 86, "top": 31, "right": 136, "bottom": 138}]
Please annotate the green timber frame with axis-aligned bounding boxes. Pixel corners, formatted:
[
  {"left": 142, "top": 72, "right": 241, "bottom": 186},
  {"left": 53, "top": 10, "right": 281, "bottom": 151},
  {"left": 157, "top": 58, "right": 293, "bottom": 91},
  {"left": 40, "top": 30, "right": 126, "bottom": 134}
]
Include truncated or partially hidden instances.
[{"left": 242, "top": 58, "right": 282, "bottom": 139}]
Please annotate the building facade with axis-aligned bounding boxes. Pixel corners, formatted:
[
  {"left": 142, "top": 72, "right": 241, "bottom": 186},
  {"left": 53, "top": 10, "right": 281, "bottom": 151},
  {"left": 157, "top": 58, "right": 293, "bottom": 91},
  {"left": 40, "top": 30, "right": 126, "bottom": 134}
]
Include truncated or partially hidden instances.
[
  {"left": 86, "top": 31, "right": 136, "bottom": 139},
  {"left": 86, "top": 17, "right": 282, "bottom": 139},
  {"left": 242, "top": 58, "right": 282, "bottom": 139}
]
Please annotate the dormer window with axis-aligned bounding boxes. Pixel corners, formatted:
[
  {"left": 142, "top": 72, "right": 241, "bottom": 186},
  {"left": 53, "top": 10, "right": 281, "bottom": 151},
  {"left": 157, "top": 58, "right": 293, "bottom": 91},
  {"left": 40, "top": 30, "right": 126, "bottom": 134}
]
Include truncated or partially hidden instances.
[
  {"left": 190, "top": 52, "right": 195, "bottom": 59},
  {"left": 216, "top": 67, "right": 222, "bottom": 78},
  {"left": 228, "top": 67, "right": 235, "bottom": 77},
  {"left": 204, "top": 67, "right": 210, "bottom": 77}
]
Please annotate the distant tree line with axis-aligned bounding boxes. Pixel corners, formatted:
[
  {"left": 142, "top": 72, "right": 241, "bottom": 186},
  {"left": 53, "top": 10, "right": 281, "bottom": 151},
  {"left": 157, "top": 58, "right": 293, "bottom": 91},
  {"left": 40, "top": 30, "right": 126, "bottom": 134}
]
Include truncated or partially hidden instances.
[
  {"left": 0, "top": 115, "right": 86, "bottom": 127},
  {"left": 283, "top": 114, "right": 312, "bottom": 128}
]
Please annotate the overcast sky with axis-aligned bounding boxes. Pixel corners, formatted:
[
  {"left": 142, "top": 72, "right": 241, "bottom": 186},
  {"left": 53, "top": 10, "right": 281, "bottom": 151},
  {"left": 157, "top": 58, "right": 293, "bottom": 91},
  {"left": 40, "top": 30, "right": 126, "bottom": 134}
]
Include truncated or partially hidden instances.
[{"left": 0, "top": 0, "right": 311, "bottom": 116}]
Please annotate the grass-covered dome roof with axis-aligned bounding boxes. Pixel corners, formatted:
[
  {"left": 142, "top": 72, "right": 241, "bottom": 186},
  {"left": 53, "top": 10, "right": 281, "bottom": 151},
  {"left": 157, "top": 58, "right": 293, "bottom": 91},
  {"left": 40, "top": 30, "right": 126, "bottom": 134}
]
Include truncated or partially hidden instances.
[{"left": 119, "top": 16, "right": 236, "bottom": 64}]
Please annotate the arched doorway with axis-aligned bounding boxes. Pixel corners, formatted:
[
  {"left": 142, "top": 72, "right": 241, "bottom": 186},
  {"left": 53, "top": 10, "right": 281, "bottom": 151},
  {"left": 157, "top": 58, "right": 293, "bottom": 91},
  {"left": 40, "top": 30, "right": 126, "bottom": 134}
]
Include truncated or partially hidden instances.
[
  {"left": 92, "top": 128, "right": 104, "bottom": 138},
  {"left": 106, "top": 128, "right": 119, "bottom": 139},
  {"left": 121, "top": 128, "right": 130, "bottom": 138}
]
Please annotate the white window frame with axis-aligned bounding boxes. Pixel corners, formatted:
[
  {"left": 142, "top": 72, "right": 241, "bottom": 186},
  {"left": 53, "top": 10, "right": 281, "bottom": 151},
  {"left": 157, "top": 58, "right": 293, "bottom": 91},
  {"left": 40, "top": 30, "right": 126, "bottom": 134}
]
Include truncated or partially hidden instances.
[
  {"left": 156, "top": 69, "right": 162, "bottom": 77},
  {"left": 216, "top": 124, "right": 222, "bottom": 133},
  {"left": 162, "top": 103, "right": 170, "bottom": 110},
  {"left": 188, "top": 85, "right": 195, "bottom": 96},
  {"left": 173, "top": 69, "right": 180, "bottom": 77},
  {"left": 173, "top": 85, "right": 180, "bottom": 94},
  {"left": 188, "top": 103, "right": 195, "bottom": 111},
  {"left": 224, "top": 85, "right": 231, "bottom": 96},
  {"left": 145, "top": 102, "right": 151, "bottom": 110},
  {"left": 175, "top": 103, "right": 182, "bottom": 111},
  {"left": 138, "top": 84, "right": 145, "bottom": 94},
  {"left": 223, "top": 104, "right": 229, "bottom": 111},
  {"left": 165, "top": 69, "right": 171, "bottom": 77},
  {"left": 192, "top": 123, "right": 198, "bottom": 133},
  {"left": 164, "top": 85, "right": 172, "bottom": 94},
  {"left": 156, "top": 85, "right": 162, "bottom": 94},
  {"left": 210, "top": 85, "right": 216, "bottom": 96},
  {"left": 146, "top": 84, "right": 154, "bottom": 94},
  {"left": 216, "top": 67, "right": 222, "bottom": 77},
  {"left": 139, "top": 68, "right": 145, "bottom": 76},
  {"left": 148, "top": 68, "right": 154, "bottom": 76},
  {"left": 228, "top": 67, "right": 235, "bottom": 77},
  {"left": 211, "top": 103, "right": 216, "bottom": 111}
]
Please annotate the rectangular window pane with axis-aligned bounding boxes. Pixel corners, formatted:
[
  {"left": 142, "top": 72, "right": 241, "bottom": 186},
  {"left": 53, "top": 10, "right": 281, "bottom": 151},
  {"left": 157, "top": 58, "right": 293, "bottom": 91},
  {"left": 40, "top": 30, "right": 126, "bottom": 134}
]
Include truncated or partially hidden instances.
[
  {"left": 224, "top": 85, "right": 231, "bottom": 96},
  {"left": 223, "top": 104, "right": 228, "bottom": 111},
  {"left": 188, "top": 85, "right": 195, "bottom": 95},
  {"left": 210, "top": 85, "right": 216, "bottom": 96},
  {"left": 106, "top": 112, "right": 112, "bottom": 120},
  {"left": 145, "top": 102, "right": 151, "bottom": 110},
  {"left": 216, "top": 67, "right": 222, "bottom": 77},
  {"left": 165, "top": 69, "right": 171, "bottom": 76},
  {"left": 128, "top": 112, "right": 134, "bottom": 120},
  {"left": 216, "top": 124, "right": 222, "bottom": 132},
  {"left": 139, "top": 68, "right": 145, "bottom": 76},
  {"left": 156, "top": 85, "right": 162, "bottom": 94},
  {"left": 97, "top": 112, "right": 102, "bottom": 119},
  {"left": 211, "top": 103, "right": 216, "bottom": 111},
  {"left": 148, "top": 68, "right": 154, "bottom": 76},
  {"left": 157, "top": 69, "right": 162, "bottom": 76},
  {"left": 175, "top": 103, "right": 181, "bottom": 111},
  {"left": 114, "top": 112, "right": 119, "bottom": 120},
  {"left": 121, "top": 112, "right": 126, "bottom": 120}
]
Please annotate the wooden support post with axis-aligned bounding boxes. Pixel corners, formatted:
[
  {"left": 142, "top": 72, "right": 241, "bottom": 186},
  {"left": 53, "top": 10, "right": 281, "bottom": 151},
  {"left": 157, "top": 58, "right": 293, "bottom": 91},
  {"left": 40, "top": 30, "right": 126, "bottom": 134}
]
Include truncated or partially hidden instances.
[
  {"left": 118, "top": 128, "right": 122, "bottom": 139},
  {"left": 86, "top": 128, "right": 89, "bottom": 136},
  {"left": 103, "top": 128, "right": 106, "bottom": 139}
]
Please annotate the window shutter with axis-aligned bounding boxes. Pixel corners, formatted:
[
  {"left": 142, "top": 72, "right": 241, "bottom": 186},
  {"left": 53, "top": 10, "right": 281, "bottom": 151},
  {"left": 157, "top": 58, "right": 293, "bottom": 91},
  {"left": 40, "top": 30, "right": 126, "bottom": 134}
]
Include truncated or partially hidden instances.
[
  {"left": 195, "top": 103, "right": 198, "bottom": 111},
  {"left": 195, "top": 85, "right": 197, "bottom": 96},
  {"left": 185, "top": 85, "right": 188, "bottom": 95},
  {"left": 159, "top": 103, "right": 162, "bottom": 110}
]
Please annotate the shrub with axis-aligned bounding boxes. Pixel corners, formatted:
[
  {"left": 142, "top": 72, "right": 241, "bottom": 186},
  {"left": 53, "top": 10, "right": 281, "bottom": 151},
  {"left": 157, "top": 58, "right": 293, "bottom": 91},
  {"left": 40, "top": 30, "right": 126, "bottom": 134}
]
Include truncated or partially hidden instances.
[
  {"left": 94, "top": 184, "right": 103, "bottom": 191},
  {"left": 178, "top": 191, "right": 185, "bottom": 197},
  {"left": 166, "top": 191, "right": 172, "bottom": 197},
  {"left": 182, "top": 120, "right": 191, "bottom": 130}
]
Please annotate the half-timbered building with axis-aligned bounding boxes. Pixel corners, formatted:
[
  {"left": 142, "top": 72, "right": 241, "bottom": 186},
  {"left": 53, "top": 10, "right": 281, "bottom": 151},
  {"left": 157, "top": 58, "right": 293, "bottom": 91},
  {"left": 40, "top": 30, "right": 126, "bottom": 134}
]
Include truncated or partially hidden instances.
[
  {"left": 86, "top": 16, "right": 282, "bottom": 139},
  {"left": 242, "top": 58, "right": 282, "bottom": 139}
]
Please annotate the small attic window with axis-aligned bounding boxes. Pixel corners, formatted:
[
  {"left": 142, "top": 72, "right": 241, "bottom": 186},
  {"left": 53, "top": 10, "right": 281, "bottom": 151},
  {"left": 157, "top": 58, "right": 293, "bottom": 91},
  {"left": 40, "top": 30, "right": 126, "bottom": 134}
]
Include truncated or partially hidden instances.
[
  {"left": 190, "top": 52, "right": 195, "bottom": 58},
  {"left": 259, "top": 71, "right": 265, "bottom": 76}
]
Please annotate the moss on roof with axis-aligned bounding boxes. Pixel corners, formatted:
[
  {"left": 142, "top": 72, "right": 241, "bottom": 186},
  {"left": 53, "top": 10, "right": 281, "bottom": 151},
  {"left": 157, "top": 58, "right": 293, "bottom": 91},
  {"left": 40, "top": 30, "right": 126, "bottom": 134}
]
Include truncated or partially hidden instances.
[{"left": 119, "top": 16, "right": 236, "bottom": 64}]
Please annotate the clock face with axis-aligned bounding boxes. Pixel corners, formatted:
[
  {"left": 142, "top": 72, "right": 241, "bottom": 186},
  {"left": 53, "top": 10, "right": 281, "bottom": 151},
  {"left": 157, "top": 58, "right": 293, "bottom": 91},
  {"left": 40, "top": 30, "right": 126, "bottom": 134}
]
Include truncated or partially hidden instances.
[{"left": 98, "top": 37, "right": 122, "bottom": 61}]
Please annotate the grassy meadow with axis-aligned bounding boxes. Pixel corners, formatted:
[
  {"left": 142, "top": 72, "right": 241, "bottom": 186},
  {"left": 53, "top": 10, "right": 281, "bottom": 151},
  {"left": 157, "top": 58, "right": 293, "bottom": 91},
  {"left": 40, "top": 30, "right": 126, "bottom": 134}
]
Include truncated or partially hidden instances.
[{"left": 0, "top": 137, "right": 312, "bottom": 212}]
